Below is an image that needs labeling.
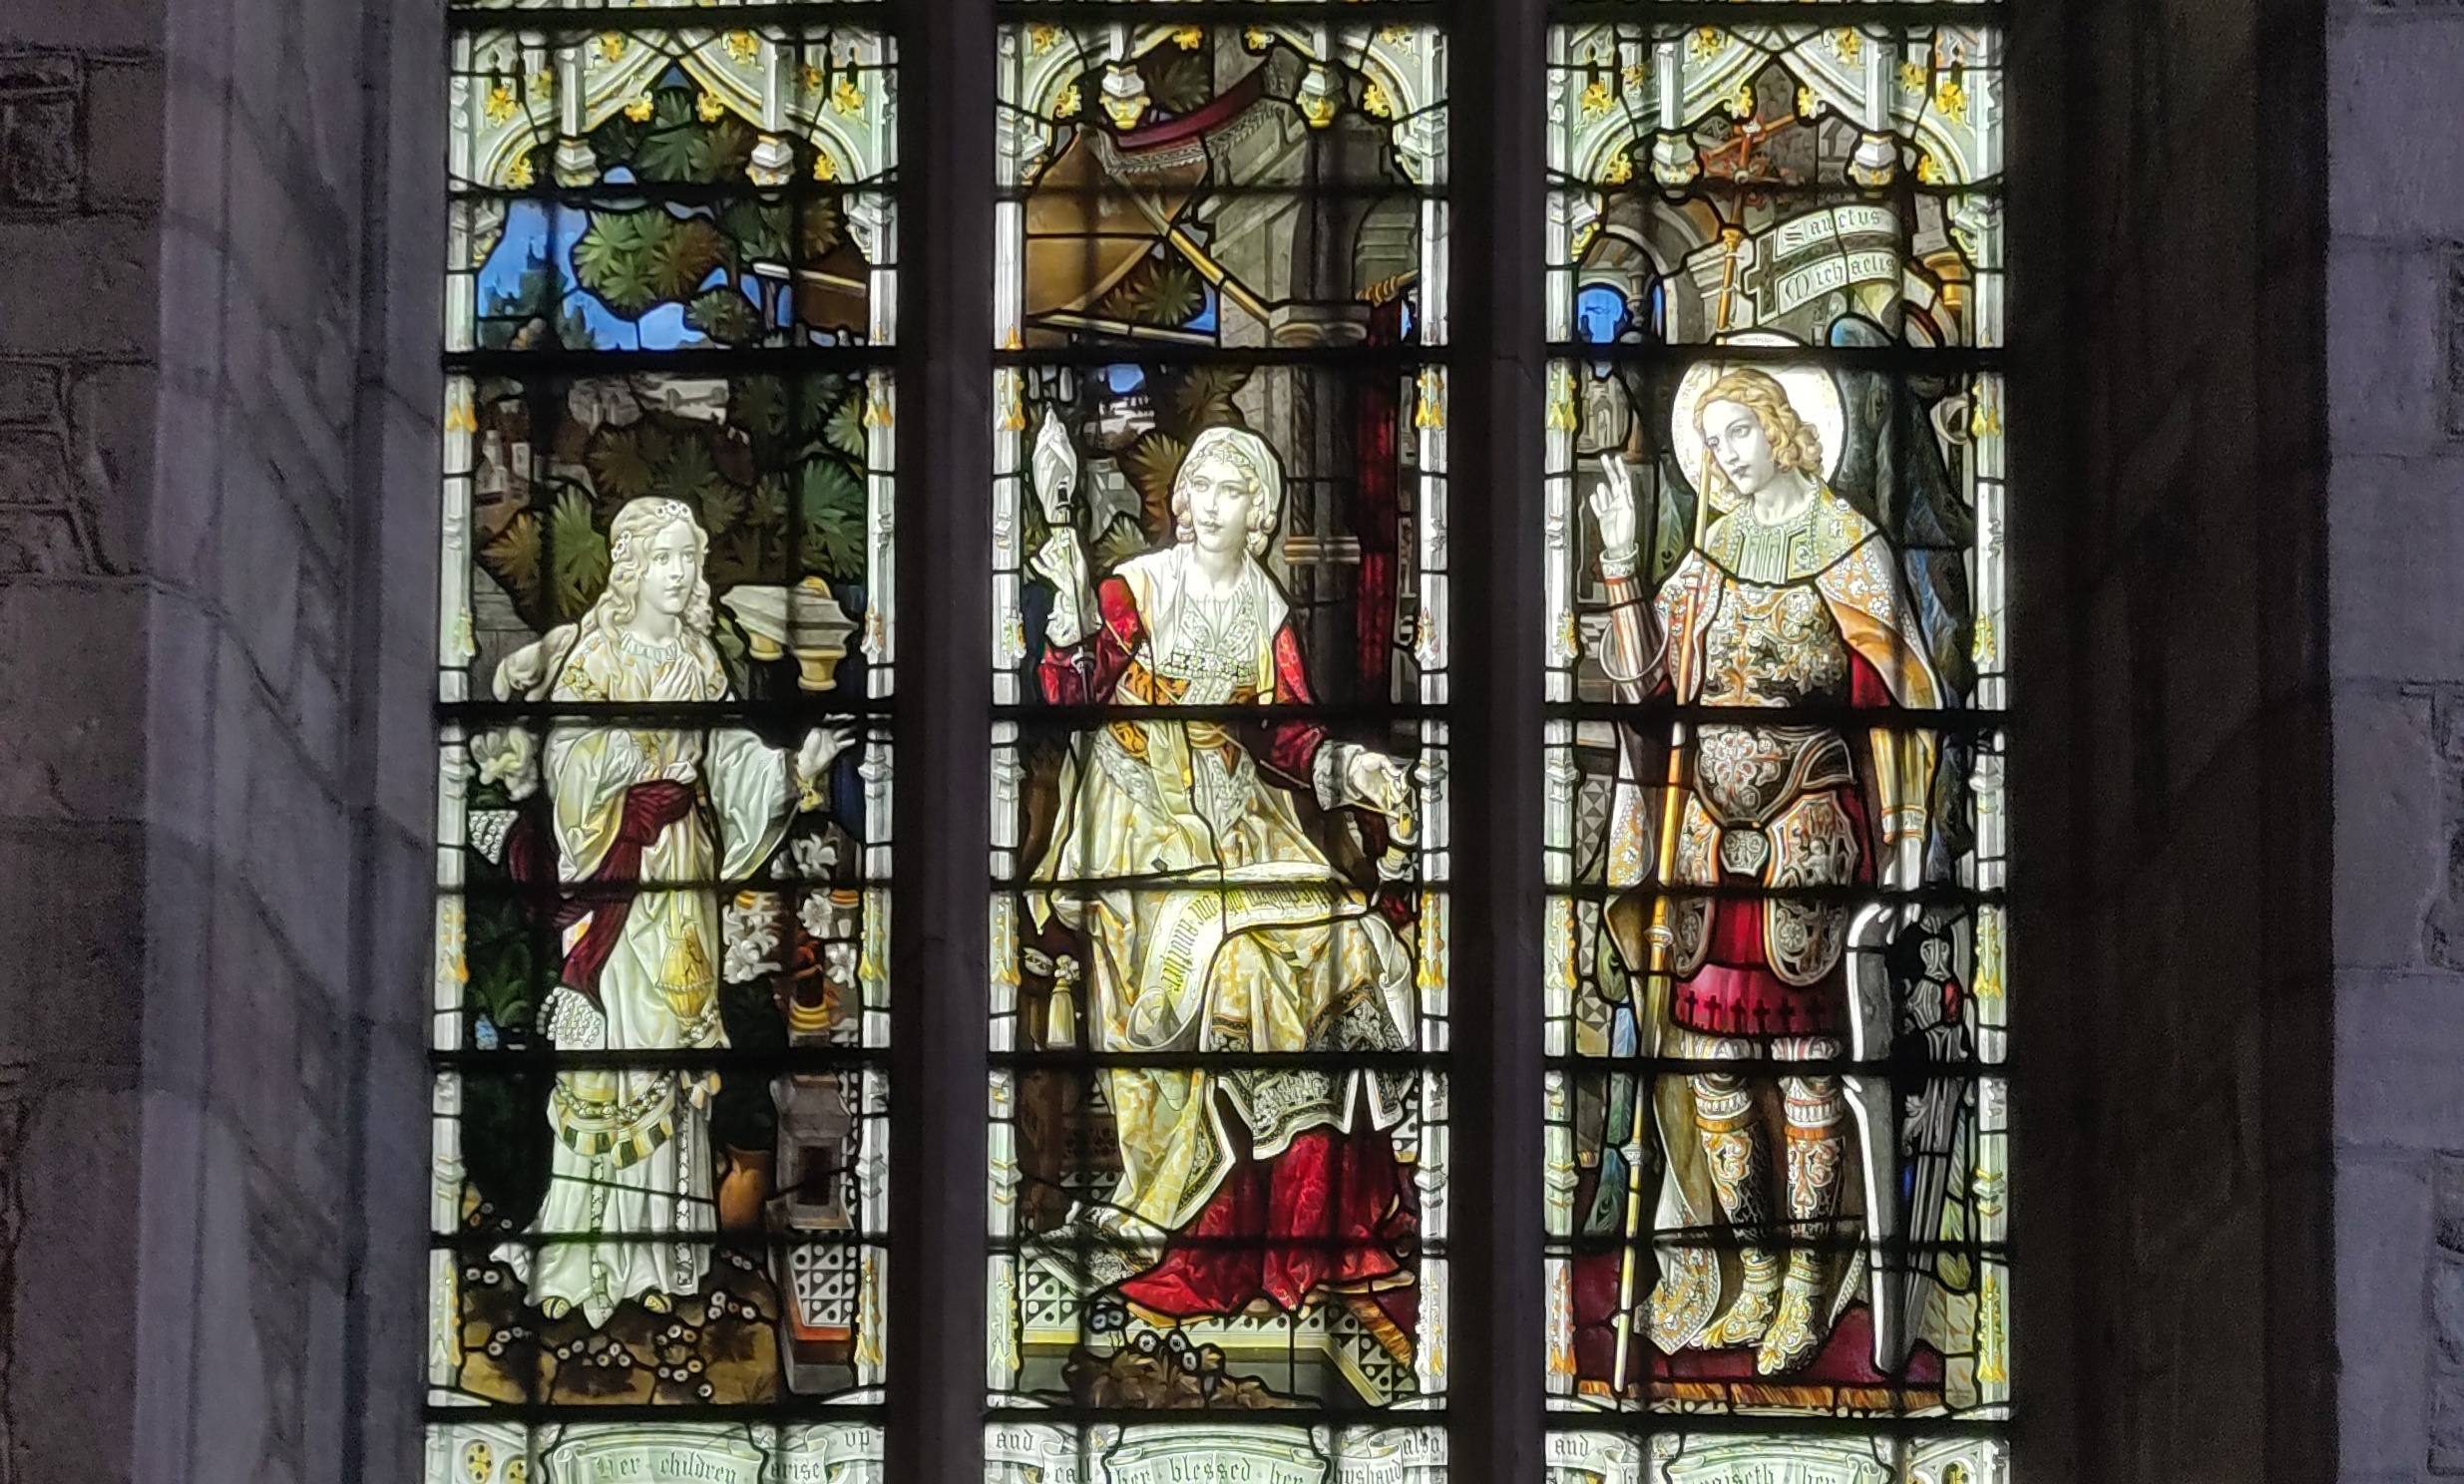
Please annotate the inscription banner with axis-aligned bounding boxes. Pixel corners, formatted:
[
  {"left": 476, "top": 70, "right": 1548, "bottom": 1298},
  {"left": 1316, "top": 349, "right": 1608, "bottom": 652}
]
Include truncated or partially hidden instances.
[
  {"left": 545, "top": 1430, "right": 768, "bottom": 1484},
  {"left": 987, "top": 1426, "right": 1445, "bottom": 1484}
]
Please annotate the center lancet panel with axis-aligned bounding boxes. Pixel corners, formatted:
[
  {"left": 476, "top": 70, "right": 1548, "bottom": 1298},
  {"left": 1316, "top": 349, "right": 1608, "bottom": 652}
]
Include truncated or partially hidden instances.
[
  {"left": 429, "top": 5, "right": 896, "bottom": 1482},
  {"left": 987, "top": 11, "right": 1450, "bottom": 1484}
]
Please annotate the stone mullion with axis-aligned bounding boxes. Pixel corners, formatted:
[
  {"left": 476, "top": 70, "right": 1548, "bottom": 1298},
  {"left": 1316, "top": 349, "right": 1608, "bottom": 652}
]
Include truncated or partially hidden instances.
[
  {"left": 1445, "top": 0, "right": 1552, "bottom": 1480},
  {"left": 886, "top": 2, "right": 997, "bottom": 1483}
]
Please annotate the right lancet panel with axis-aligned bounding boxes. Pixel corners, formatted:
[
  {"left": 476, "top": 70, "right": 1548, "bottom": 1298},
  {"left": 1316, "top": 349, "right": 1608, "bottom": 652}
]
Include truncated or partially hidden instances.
[
  {"left": 1548, "top": 24, "right": 2003, "bottom": 352},
  {"left": 1542, "top": 15, "right": 2008, "bottom": 1482}
]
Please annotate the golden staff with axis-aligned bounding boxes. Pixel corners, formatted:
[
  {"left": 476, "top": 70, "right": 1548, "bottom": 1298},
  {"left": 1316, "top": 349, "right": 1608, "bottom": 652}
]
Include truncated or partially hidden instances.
[{"left": 1608, "top": 227, "right": 1743, "bottom": 1398}]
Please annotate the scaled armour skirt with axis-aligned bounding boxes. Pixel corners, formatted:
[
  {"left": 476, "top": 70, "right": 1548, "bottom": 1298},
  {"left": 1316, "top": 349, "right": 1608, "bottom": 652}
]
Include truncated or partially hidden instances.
[{"left": 1668, "top": 887, "right": 1847, "bottom": 1041}]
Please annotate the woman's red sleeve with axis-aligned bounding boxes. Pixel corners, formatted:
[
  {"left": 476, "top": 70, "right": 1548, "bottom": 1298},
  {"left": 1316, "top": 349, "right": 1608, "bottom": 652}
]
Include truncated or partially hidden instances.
[
  {"left": 1256, "top": 623, "right": 1331, "bottom": 787},
  {"left": 1039, "top": 577, "right": 1142, "bottom": 705}
]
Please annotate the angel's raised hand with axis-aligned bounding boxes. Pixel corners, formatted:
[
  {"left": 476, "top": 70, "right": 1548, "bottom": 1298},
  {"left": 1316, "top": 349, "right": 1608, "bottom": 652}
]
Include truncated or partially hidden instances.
[{"left": 1588, "top": 453, "right": 1639, "bottom": 556}]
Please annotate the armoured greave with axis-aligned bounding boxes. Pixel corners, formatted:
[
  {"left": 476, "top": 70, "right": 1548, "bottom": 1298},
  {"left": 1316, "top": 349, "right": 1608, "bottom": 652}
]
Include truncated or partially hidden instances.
[
  {"left": 1690, "top": 1073, "right": 1781, "bottom": 1349},
  {"left": 1759, "top": 1074, "right": 1847, "bottom": 1375}
]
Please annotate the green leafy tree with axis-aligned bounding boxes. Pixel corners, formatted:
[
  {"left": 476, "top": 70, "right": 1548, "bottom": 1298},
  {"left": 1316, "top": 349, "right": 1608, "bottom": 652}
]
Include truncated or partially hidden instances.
[
  {"left": 798, "top": 459, "right": 869, "bottom": 582},
  {"left": 482, "top": 513, "right": 544, "bottom": 606},
  {"left": 685, "top": 286, "right": 763, "bottom": 346},
  {"left": 478, "top": 253, "right": 592, "bottom": 351},
  {"left": 1140, "top": 47, "right": 1212, "bottom": 116},
  {"left": 607, "top": 88, "right": 758, "bottom": 186},
  {"left": 1096, "top": 256, "right": 1206, "bottom": 330},
  {"left": 654, "top": 432, "right": 728, "bottom": 514},
  {"left": 1120, "top": 431, "right": 1190, "bottom": 541},
  {"left": 547, "top": 489, "right": 612, "bottom": 620},
  {"left": 823, "top": 385, "right": 868, "bottom": 458},
  {"left": 568, "top": 86, "right": 851, "bottom": 339}
]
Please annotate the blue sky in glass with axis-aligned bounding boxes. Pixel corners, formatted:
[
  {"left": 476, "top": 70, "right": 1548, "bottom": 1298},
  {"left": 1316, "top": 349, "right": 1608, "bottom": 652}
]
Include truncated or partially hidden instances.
[
  {"left": 475, "top": 187, "right": 777, "bottom": 352},
  {"left": 1576, "top": 283, "right": 1628, "bottom": 344}
]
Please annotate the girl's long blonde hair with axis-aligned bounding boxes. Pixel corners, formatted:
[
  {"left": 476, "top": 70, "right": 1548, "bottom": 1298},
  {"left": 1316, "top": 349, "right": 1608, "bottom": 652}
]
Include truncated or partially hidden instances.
[{"left": 593, "top": 498, "right": 721, "bottom": 674}]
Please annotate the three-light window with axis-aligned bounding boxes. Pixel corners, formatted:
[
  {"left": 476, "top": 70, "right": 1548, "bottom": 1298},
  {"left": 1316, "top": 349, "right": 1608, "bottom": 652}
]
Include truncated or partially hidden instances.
[{"left": 424, "top": 5, "right": 2007, "bottom": 1482}]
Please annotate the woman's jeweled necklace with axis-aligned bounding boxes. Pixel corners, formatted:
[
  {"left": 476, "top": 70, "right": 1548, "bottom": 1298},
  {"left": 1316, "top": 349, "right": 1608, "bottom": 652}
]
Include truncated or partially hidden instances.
[{"left": 1161, "top": 560, "right": 1261, "bottom": 697}]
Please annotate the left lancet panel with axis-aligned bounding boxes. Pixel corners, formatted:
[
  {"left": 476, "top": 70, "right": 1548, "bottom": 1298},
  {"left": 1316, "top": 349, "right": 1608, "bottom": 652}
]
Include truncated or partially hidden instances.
[
  {"left": 443, "top": 26, "right": 898, "bottom": 355},
  {"left": 430, "top": 11, "right": 896, "bottom": 1470}
]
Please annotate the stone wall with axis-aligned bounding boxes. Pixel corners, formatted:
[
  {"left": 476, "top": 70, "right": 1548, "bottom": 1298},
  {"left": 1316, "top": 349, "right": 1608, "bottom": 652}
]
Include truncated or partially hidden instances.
[
  {"left": 128, "top": 0, "right": 440, "bottom": 1479},
  {"left": 0, "top": 1, "right": 162, "bottom": 1480},
  {"left": 2329, "top": 3, "right": 2464, "bottom": 1480},
  {"left": 0, "top": 0, "right": 439, "bottom": 1478}
]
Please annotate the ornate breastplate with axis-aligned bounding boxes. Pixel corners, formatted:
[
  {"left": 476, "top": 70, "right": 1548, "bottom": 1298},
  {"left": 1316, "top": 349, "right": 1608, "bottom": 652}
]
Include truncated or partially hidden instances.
[
  {"left": 1690, "top": 724, "right": 1855, "bottom": 829},
  {"left": 1697, "top": 578, "right": 1849, "bottom": 710},
  {"left": 1674, "top": 568, "right": 1862, "bottom": 988}
]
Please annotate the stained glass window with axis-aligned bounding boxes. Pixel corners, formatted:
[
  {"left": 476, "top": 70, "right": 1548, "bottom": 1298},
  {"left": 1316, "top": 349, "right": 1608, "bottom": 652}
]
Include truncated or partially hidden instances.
[
  {"left": 430, "top": 5, "right": 895, "bottom": 1480},
  {"left": 1541, "top": 14, "right": 2008, "bottom": 1484},
  {"left": 416, "top": 5, "right": 2029, "bottom": 1479},
  {"left": 986, "top": 11, "right": 1451, "bottom": 1482}
]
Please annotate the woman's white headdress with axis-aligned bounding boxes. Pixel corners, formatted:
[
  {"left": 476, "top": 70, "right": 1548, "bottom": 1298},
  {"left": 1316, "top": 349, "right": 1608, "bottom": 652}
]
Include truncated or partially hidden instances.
[{"left": 1177, "top": 426, "right": 1285, "bottom": 556}]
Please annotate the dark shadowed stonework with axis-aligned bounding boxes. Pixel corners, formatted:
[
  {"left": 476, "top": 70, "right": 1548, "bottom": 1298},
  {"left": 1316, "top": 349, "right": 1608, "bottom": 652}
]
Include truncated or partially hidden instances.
[
  {"left": 0, "top": 0, "right": 2450, "bottom": 1479},
  {"left": 0, "top": 0, "right": 162, "bottom": 1480},
  {"left": 2008, "top": 0, "right": 2337, "bottom": 1481}
]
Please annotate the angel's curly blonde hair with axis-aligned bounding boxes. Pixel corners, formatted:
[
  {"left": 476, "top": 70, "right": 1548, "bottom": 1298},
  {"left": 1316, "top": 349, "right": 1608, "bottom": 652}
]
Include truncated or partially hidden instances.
[{"left": 1695, "top": 368, "right": 1825, "bottom": 488}]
